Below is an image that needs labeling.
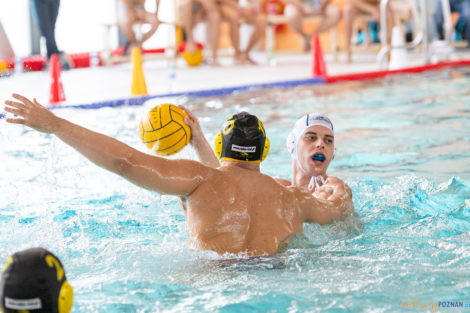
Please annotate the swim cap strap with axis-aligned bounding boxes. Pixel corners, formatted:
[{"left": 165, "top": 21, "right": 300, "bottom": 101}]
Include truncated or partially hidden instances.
[{"left": 308, "top": 175, "right": 325, "bottom": 191}]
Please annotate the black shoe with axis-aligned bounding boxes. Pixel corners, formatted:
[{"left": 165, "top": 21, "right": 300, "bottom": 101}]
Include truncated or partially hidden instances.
[{"left": 59, "top": 52, "right": 73, "bottom": 70}]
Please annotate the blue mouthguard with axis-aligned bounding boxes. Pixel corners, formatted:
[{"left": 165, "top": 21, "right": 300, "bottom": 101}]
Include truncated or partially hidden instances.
[{"left": 312, "top": 154, "right": 325, "bottom": 162}]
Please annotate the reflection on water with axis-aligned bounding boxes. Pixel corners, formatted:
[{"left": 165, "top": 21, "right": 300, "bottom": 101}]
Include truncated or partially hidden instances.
[{"left": 0, "top": 67, "right": 469, "bottom": 312}]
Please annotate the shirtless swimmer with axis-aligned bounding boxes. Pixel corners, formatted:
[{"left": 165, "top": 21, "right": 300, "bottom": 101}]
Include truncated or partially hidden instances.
[
  {"left": 4, "top": 94, "right": 353, "bottom": 256},
  {"left": 182, "top": 107, "right": 353, "bottom": 206}
]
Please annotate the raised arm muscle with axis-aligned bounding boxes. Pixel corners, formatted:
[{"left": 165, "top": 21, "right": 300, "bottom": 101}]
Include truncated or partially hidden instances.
[{"left": 54, "top": 118, "right": 209, "bottom": 196}]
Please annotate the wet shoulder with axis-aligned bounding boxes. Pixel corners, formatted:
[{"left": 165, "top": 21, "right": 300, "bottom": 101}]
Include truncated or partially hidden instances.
[{"left": 214, "top": 167, "right": 290, "bottom": 191}]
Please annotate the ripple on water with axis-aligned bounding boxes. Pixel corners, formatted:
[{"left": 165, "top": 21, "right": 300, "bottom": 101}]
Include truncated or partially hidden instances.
[{"left": 1, "top": 68, "right": 470, "bottom": 312}]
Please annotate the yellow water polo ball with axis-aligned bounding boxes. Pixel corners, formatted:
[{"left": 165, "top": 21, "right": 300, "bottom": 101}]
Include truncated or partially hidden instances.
[
  {"left": 0, "top": 60, "right": 7, "bottom": 72},
  {"left": 183, "top": 47, "right": 203, "bottom": 67},
  {"left": 139, "top": 103, "right": 192, "bottom": 156}
]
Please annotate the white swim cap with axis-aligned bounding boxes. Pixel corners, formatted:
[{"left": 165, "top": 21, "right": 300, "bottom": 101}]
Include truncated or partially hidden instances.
[{"left": 286, "top": 113, "right": 334, "bottom": 160}]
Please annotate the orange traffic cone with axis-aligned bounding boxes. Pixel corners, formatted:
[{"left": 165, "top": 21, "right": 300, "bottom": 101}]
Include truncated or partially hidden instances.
[
  {"left": 131, "top": 47, "right": 148, "bottom": 96},
  {"left": 311, "top": 35, "right": 327, "bottom": 78},
  {"left": 49, "top": 54, "right": 66, "bottom": 105}
]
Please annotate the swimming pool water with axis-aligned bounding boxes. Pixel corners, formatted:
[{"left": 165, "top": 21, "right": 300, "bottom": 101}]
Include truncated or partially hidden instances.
[{"left": 1, "top": 68, "right": 469, "bottom": 312}]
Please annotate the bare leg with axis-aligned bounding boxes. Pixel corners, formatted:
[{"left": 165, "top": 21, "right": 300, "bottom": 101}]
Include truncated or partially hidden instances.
[
  {"left": 219, "top": 2, "right": 243, "bottom": 63},
  {"left": 311, "top": 5, "right": 340, "bottom": 35},
  {"left": 386, "top": 4, "right": 394, "bottom": 42},
  {"left": 118, "top": 8, "right": 138, "bottom": 52},
  {"left": 284, "top": 4, "right": 310, "bottom": 51},
  {"left": 199, "top": 0, "right": 221, "bottom": 65},
  {"left": 356, "top": 21, "right": 370, "bottom": 46},
  {"left": 373, "top": 3, "right": 393, "bottom": 45},
  {"left": 284, "top": 4, "right": 306, "bottom": 37},
  {"left": 242, "top": 7, "right": 267, "bottom": 64},
  {"left": 364, "top": 25, "right": 371, "bottom": 46},
  {"left": 179, "top": 0, "right": 219, "bottom": 64},
  {"left": 179, "top": 0, "right": 196, "bottom": 50},
  {"left": 344, "top": 2, "right": 359, "bottom": 62},
  {"left": 138, "top": 10, "right": 161, "bottom": 44}
]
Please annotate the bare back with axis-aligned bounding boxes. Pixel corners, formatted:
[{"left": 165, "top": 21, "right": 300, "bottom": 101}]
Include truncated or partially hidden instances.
[
  {"left": 183, "top": 165, "right": 304, "bottom": 255},
  {"left": 5, "top": 95, "right": 353, "bottom": 258}
]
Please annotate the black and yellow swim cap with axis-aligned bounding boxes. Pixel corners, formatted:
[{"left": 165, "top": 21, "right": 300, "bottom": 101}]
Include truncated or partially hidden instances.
[
  {"left": 0, "top": 247, "right": 73, "bottom": 313},
  {"left": 214, "top": 112, "right": 270, "bottom": 163}
]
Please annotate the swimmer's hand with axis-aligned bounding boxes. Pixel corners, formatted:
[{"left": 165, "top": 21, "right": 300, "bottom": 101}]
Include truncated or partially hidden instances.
[
  {"left": 313, "top": 185, "right": 334, "bottom": 200},
  {"left": 4, "top": 94, "right": 61, "bottom": 133},
  {"left": 320, "top": 177, "right": 354, "bottom": 217},
  {"left": 178, "top": 105, "right": 205, "bottom": 146},
  {"left": 178, "top": 105, "right": 220, "bottom": 168}
]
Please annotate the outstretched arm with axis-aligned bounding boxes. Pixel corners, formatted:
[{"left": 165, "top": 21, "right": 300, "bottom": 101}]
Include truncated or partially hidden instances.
[
  {"left": 4, "top": 94, "right": 210, "bottom": 196},
  {"left": 296, "top": 178, "right": 354, "bottom": 225},
  {"left": 179, "top": 105, "right": 220, "bottom": 168}
]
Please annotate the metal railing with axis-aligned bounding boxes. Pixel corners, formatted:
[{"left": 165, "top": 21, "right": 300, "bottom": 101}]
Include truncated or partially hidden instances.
[{"left": 377, "top": 0, "right": 453, "bottom": 68}]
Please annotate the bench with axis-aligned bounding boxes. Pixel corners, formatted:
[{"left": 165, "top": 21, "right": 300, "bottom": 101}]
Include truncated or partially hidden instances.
[
  {"left": 100, "top": 21, "right": 179, "bottom": 66},
  {"left": 265, "top": 13, "right": 376, "bottom": 65}
]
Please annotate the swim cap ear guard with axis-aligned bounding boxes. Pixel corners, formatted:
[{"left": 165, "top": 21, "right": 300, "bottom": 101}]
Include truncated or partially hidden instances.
[
  {"left": 58, "top": 281, "right": 73, "bottom": 313},
  {"left": 0, "top": 248, "right": 74, "bottom": 313},
  {"left": 214, "top": 112, "right": 270, "bottom": 163}
]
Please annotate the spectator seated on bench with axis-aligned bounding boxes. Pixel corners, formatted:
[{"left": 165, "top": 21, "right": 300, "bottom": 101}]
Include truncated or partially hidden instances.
[
  {"left": 217, "top": 0, "right": 268, "bottom": 65},
  {"left": 344, "top": 0, "right": 393, "bottom": 62},
  {"left": 434, "top": 0, "right": 470, "bottom": 47},
  {"left": 283, "top": 0, "right": 341, "bottom": 51},
  {"left": 118, "top": 0, "right": 161, "bottom": 54},
  {"left": 177, "top": 0, "right": 222, "bottom": 65}
]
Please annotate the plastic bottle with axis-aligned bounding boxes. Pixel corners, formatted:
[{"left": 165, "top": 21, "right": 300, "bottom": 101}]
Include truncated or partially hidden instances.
[
  {"left": 168, "top": 57, "right": 176, "bottom": 92},
  {"left": 14, "top": 56, "right": 23, "bottom": 75},
  {"left": 165, "top": 45, "right": 177, "bottom": 92},
  {"left": 90, "top": 52, "right": 100, "bottom": 67}
]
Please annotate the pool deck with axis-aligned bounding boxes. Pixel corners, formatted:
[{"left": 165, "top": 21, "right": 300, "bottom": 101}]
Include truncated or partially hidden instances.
[{"left": 1, "top": 47, "right": 470, "bottom": 107}]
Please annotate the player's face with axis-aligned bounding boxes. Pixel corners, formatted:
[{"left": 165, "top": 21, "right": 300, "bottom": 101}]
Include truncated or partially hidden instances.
[{"left": 296, "top": 125, "right": 334, "bottom": 176}]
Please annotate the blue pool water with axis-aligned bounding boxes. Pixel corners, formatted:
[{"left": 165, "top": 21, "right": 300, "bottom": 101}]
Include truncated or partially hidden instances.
[{"left": 1, "top": 68, "right": 470, "bottom": 312}]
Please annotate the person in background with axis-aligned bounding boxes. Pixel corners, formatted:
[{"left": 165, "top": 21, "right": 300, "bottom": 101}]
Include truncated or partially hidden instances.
[
  {"left": 178, "top": 0, "right": 222, "bottom": 65},
  {"left": 180, "top": 106, "right": 353, "bottom": 205},
  {"left": 283, "top": 0, "right": 341, "bottom": 51},
  {"left": 0, "top": 247, "right": 74, "bottom": 313},
  {"left": 217, "top": 0, "right": 268, "bottom": 64},
  {"left": 4, "top": 94, "right": 353, "bottom": 256},
  {"left": 30, "top": 0, "right": 73, "bottom": 69},
  {"left": 343, "top": 0, "right": 393, "bottom": 62},
  {"left": 434, "top": 0, "right": 470, "bottom": 47},
  {"left": 118, "top": 0, "right": 161, "bottom": 53}
]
